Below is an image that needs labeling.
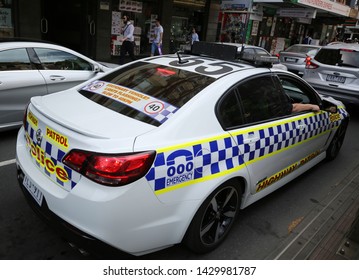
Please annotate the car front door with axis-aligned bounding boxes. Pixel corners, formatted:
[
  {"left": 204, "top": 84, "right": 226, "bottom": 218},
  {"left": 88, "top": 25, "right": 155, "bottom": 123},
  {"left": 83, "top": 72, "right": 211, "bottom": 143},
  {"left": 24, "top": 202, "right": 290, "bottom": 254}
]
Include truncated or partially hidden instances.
[{"left": 276, "top": 73, "right": 332, "bottom": 161}]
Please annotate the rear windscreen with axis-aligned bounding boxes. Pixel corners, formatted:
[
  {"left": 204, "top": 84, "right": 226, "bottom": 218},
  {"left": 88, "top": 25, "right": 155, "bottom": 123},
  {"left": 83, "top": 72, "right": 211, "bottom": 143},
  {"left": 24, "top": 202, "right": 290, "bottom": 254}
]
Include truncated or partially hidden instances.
[
  {"left": 285, "top": 45, "right": 319, "bottom": 54},
  {"left": 315, "top": 48, "right": 359, "bottom": 67},
  {"left": 79, "top": 62, "right": 215, "bottom": 126}
]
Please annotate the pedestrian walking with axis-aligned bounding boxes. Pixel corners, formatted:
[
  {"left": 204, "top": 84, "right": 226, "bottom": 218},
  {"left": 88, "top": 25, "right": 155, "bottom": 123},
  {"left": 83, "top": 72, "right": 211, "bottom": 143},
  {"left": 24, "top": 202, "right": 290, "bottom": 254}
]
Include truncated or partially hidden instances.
[
  {"left": 151, "top": 18, "right": 163, "bottom": 56},
  {"left": 320, "top": 36, "right": 329, "bottom": 46},
  {"left": 191, "top": 27, "right": 199, "bottom": 45},
  {"left": 303, "top": 34, "right": 312, "bottom": 45},
  {"left": 119, "top": 14, "right": 135, "bottom": 64}
]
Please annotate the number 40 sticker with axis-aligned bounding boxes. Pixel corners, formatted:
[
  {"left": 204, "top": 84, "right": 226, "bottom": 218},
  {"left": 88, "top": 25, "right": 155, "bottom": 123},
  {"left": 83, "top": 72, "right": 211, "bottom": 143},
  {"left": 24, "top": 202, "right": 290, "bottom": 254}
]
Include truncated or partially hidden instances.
[{"left": 144, "top": 101, "right": 165, "bottom": 114}]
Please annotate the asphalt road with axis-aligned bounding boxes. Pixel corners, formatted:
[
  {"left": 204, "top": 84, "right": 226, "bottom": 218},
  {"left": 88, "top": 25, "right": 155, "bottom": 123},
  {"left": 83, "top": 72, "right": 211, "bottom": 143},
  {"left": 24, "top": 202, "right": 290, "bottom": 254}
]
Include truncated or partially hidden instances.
[{"left": 1, "top": 106, "right": 359, "bottom": 260}]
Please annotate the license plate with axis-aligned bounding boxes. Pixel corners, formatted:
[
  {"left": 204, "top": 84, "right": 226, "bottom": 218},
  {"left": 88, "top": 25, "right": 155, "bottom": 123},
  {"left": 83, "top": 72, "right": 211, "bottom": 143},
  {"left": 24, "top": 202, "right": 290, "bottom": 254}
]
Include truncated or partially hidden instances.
[
  {"left": 285, "top": 57, "right": 297, "bottom": 63},
  {"left": 23, "top": 175, "right": 43, "bottom": 206},
  {"left": 326, "top": 74, "right": 346, "bottom": 83}
]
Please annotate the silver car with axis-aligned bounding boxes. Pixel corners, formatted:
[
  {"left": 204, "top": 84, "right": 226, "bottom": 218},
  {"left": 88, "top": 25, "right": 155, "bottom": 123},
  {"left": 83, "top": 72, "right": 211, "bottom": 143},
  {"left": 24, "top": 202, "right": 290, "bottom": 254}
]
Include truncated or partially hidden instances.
[
  {"left": 216, "top": 42, "right": 288, "bottom": 71},
  {"left": 303, "top": 43, "right": 359, "bottom": 105},
  {"left": 0, "top": 41, "right": 118, "bottom": 132},
  {"left": 279, "top": 44, "right": 321, "bottom": 76}
]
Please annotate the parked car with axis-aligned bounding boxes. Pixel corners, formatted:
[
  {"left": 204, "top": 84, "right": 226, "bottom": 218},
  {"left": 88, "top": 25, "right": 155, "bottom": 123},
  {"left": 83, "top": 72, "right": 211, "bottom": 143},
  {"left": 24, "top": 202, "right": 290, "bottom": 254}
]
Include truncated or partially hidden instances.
[
  {"left": 16, "top": 42, "right": 349, "bottom": 256},
  {"left": 278, "top": 44, "right": 321, "bottom": 76},
  {"left": 217, "top": 42, "right": 288, "bottom": 70},
  {"left": 303, "top": 43, "right": 359, "bottom": 105},
  {"left": 0, "top": 41, "right": 119, "bottom": 132}
]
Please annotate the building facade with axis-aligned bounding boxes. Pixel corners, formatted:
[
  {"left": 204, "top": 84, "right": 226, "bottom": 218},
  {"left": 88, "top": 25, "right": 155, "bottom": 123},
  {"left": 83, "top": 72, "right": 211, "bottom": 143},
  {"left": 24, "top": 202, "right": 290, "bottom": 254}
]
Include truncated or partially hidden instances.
[
  {"left": 0, "top": 0, "right": 222, "bottom": 62},
  {"left": 219, "top": 0, "right": 359, "bottom": 53},
  {"left": 1, "top": 0, "right": 358, "bottom": 61}
]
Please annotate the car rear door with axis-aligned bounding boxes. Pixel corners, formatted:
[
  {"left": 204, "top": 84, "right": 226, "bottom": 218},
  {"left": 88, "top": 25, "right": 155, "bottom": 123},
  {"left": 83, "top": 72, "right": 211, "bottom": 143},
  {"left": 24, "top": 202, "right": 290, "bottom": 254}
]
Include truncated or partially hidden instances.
[
  {"left": 218, "top": 74, "right": 329, "bottom": 196},
  {"left": 33, "top": 47, "right": 98, "bottom": 93},
  {"left": 0, "top": 48, "right": 47, "bottom": 126}
]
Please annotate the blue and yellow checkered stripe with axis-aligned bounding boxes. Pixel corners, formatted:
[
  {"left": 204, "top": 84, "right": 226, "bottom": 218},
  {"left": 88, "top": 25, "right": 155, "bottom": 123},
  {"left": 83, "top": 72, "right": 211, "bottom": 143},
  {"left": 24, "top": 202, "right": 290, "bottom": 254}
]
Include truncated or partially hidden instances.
[
  {"left": 146, "top": 110, "right": 347, "bottom": 194},
  {"left": 25, "top": 123, "right": 81, "bottom": 191},
  {"left": 154, "top": 105, "right": 179, "bottom": 124}
]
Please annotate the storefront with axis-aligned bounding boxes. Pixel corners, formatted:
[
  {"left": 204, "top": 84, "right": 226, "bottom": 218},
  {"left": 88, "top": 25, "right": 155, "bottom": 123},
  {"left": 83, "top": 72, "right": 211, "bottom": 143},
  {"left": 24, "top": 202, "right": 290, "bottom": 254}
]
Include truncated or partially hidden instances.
[
  {"left": 0, "top": 0, "right": 14, "bottom": 37},
  {"left": 217, "top": 0, "right": 250, "bottom": 44},
  {"left": 251, "top": 0, "right": 354, "bottom": 54},
  {"left": 1, "top": 0, "right": 215, "bottom": 62},
  {"left": 110, "top": 0, "right": 208, "bottom": 56},
  {"left": 110, "top": 0, "right": 160, "bottom": 57},
  {"left": 170, "top": 0, "right": 207, "bottom": 52}
]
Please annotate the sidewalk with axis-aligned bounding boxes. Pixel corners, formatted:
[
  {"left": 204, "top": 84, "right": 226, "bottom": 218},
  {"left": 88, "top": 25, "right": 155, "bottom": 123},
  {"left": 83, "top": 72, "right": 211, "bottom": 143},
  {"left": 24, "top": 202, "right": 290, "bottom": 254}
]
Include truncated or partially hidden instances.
[{"left": 267, "top": 163, "right": 359, "bottom": 260}]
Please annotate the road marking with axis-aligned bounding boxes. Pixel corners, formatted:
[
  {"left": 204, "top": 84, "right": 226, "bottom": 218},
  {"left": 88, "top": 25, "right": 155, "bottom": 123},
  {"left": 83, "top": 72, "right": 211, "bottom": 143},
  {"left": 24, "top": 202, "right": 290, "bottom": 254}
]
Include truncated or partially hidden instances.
[
  {"left": 272, "top": 164, "right": 359, "bottom": 260},
  {"left": 0, "top": 159, "right": 16, "bottom": 167}
]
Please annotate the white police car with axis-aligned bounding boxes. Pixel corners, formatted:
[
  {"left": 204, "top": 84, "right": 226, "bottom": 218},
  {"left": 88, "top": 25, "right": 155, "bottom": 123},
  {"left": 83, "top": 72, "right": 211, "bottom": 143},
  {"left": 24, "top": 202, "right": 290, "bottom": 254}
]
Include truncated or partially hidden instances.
[{"left": 16, "top": 42, "right": 349, "bottom": 256}]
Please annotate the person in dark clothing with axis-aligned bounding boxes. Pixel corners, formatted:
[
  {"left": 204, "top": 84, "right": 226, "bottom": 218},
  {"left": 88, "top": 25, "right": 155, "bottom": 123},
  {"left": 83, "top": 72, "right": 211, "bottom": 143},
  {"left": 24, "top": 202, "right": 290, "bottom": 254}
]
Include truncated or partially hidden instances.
[{"left": 119, "top": 14, "right": 135, "bottom": 64}]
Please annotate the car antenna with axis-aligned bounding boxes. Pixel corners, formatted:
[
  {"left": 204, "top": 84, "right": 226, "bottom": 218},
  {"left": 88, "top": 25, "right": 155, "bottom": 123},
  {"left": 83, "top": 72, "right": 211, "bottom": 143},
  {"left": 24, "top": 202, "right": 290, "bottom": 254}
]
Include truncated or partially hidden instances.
[{"left": 176, "top": 51, "right": 189, "bottom": 64}]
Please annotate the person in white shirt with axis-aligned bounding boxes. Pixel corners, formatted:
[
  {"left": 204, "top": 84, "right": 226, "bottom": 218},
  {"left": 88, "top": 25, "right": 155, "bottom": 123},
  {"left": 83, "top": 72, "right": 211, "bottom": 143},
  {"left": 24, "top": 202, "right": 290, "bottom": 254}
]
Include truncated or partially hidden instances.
[
  {"left": 191, "top": 27, "right": 199, "bottom": 45},
  {"left": 151, "top": 18, "right": 163, "bottom": 56}
]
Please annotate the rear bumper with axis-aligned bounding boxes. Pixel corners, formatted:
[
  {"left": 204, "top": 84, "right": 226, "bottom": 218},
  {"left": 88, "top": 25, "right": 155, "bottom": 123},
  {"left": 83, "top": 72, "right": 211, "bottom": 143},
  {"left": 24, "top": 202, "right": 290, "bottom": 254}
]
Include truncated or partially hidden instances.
[
  {"left": 281, "top": 63, "right": 305, "bottom": 75},
  {"left": 16, "top": 165, "right": 121, "bottom": 257}
]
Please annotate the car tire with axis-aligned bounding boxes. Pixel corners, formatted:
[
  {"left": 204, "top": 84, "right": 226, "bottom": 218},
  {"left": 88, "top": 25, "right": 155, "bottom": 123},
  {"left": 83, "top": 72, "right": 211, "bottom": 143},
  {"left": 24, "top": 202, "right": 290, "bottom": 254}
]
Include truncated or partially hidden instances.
[
  {"left": 183, "top": 179, "right": 241, "bottom": 254},
  {"left": 326, "top": 119, "right": 348, "bottom": 161}
]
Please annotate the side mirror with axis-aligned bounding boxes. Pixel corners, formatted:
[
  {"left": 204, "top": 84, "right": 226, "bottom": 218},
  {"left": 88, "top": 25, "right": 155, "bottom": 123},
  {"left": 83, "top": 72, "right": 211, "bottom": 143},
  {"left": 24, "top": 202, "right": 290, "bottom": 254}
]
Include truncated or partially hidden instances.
[
  {"left": 321, "top": 99, "right": 338, "bottom": 113},
  {"left": 325, "top": 106, "right": 338, "bottom": 114},
  {"left": 93, "top": 64, "right": 101, "bottom": 73}
]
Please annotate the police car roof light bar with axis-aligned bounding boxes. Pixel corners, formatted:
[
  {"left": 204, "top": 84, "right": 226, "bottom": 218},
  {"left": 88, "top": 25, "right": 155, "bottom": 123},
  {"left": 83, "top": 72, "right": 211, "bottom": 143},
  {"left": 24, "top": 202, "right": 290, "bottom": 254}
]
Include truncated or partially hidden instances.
[{"left": 191, "top": 41, "right": 237, "bottom": 61}]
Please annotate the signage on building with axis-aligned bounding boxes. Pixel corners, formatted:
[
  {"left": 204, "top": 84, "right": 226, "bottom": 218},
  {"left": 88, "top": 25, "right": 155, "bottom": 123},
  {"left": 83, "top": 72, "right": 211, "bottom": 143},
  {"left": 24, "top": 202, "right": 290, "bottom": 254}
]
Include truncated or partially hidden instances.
[
  {"left": 221, "top": 0, "right": 251, "bottom": 10},
  {"left": 295, "top": 0, "right": 350, "bottom": 17},
  {"left": 349, "top": 8, "right": 359, "bottom": 19},
  {"left": 119, "top": 0, "right": 143, "bottom": 13},
  {"left": 297, "top": 17, "right": 312, "bottom": 24},
  {"left": 250, "top": 5, "right": 263, "bottom": 21},
  {"left": 251, "top": 20, "right": 259, "bottom": 35},
  {"left": 278, "top": 8, "right": 317, "bottom": 19},
  {"left": 174, "top": 0, "right": 206, "bottom": 8}
]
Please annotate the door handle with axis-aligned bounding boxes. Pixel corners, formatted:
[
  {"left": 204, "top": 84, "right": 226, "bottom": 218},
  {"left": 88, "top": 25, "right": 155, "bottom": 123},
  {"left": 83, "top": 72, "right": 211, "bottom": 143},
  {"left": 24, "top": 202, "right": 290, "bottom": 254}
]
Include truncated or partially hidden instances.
[
  {"left": 297, "top": 124, "right": 306, "bottom": 131},
  {"left": 49, "top": 75, "right": 65, "bottom": 81},
  {"left": 89, "top": 20, "right": 95, "bottom": 36},
  {"left": 243, "top": 135, "right": 259, "bottom": 144},
  {"left": 41, "top": 17, "right": 48, "bottom": 34}
]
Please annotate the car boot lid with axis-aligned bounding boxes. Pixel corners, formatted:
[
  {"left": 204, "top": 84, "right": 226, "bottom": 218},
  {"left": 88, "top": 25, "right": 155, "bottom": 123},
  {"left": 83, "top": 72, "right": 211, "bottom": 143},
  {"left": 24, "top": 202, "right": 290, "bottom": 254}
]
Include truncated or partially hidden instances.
[{"left": 30, "top": 90, "right": 155, "bottom": 139}]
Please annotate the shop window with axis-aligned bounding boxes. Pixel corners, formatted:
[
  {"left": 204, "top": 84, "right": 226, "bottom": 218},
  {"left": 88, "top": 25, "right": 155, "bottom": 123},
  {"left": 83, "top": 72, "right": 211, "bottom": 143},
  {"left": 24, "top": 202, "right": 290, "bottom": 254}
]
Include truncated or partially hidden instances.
[
  {"left": 0, "top": 0, "right": 14, "bottom": 37},
  {"left": 112, "top": 1, "right": 159, "bottom": 56}
]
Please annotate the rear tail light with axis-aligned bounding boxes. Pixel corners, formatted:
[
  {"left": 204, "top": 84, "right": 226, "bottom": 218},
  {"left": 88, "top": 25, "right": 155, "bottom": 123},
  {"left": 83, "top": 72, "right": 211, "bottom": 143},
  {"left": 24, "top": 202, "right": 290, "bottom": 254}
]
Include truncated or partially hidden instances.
[
  {"left": 305, "top": 56, "right": 318, "bottom": 69},
  {"left": 63, "top": 150, "right": 156, "bottom": 186}
]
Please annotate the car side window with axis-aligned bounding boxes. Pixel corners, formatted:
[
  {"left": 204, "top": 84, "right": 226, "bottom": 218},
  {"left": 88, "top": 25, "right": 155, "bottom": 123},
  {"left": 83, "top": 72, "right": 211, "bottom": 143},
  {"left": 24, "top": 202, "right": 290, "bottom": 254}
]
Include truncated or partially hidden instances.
[
  {"left": 217, "top": 89, "right": 245, "bottom": 128},
  {"left": 255, "top": 49, "right": 269, "bottom": 57},
  {"left": 243, "top": 48, "right": 255, "bottom": 56},
  {"left": 0, "top": 49, "right": 32, "bottom": 71},
  {"left": 34, "top": 48, "right": 93, "bottom": 71},
  {"left": 217, "top": 76, "right": 292, "bottom": 129},
  {"left": 237, "top": 76, "right": 291, "bottom": 124},
  {"left": 277, "top": 75, "right": 319, "bottom": 107}
]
